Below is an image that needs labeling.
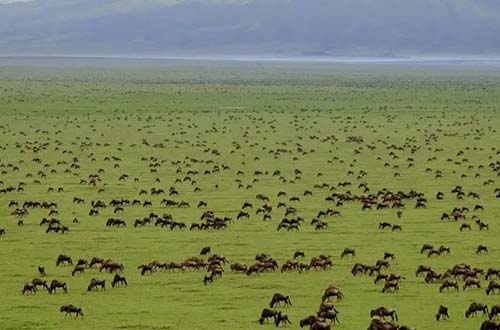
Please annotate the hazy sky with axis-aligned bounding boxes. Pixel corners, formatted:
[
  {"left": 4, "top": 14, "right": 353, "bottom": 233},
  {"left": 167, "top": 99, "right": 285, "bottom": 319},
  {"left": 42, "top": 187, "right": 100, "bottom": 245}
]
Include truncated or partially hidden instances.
[
  {"left": 0, "top": 0, "right": 499, "bottom": 56},
  {"left": 0, "top": 0, "right": 33, "bottom": 3}
]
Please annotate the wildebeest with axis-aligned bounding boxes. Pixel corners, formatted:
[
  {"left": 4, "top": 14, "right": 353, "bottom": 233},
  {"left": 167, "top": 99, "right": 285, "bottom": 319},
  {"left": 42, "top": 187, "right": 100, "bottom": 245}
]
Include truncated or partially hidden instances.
[
  {"left": 436, "top": 305, "right": 449, "bottom": 321},
  {"left": 463, "top": 278, "right": 481, "bottom": 290},
  {"left": 460, "top": 223, "right": 472, "bottom": 231},
  {"left": 480, "top": 320, "right": 500, "bottom": 330},
  {"left": 100, "top": 260, "right": 124, "bottom": 273},
  {"left": 106, "top": 218, "right": 126, "bottom": 227},
  {"left": 465, "top": 302, "right": 488, "bottom": 318},
  {"left": 477, "top": 245, "right": 489, "bottom": 254},
  {"left": 269, "top": 293, "right": 292, "bottom": 308},
  {"left": 487, "top": 281, "right": 500, "bottom": 295},
  {"left": 391, "top": 224, "right": 402, "bottom": 231},
  {"left": 383, "top": 252, "right": 395, "bottom": 260},
  {"left": 138, "top": 264, "right": 155, "bottom": 276},
  {"left": 415, "top": 265, "right": 432, "bottom": 277},
  {"left": 56, "top": 254, "right": 73, "bottom": 266},
  {"left": 294, "top": 250, "right": 305, "bottom": 259},
  {"left": 60, "top": 304, "right": 83, "bottom": 318},
  {"left": 274, "top": 311, "right": 291, "bottom": 327},
  {"left": 237, "top": 211, "right": 250, "bottom": 220},
  {"left": 38, "top": 265, "right": 46, "bottom": 276},
  {"left": 87, "top": 278, "right": 106, "bottom": 291},
  {"left": 439, "top": 279, "right": 459, "bottom": 292},
  {"left": 22, "top": 282, "right": 36, "bottom": 295},
  {"left": 425, "top": 270, "right": 442, "bottom": 283},
  {"left": 379, "top": 222, "right": 391, "bottom": 230},
  {"left": 367, "top": 318, "right": 399, "bottom": 330},
  {"left": 200, "top": 246, "right": 211, "bottom": 255},
  {"left": 420, "top": 243, "right": 433, "bottom": 254},
  {"left": 299, "top": 315, "right": 321, "bottom": 328},
  {"left": 370, "top": 307, "right": 398, "bottom": 321},
  {"left": 203, "top": 272, "right": 215, "bottom": 285},
  {"left": 46, "top": 224, "right": 69, "bottom": 234},
  {"left": 230, "top": 263, "right": 248, "bottom": 273},
  {"left": 72, "top": 265, "right": 85, "bottom": 276},
  {"left": 89, "top": 257, "right": 105, "bottom": 268},
  {"left": 486, "top": 269, "right": 500, "bottom": 280},
  {"left": 259, "top": 308, "right": 278, "bottom": 324},
  {"left": 48, "top": 280, "right": 67, "bottom": 294},
  {"left": 490, "top": 305, "right": 500, "bottom": 320},
  {"left": 340, "top": 248, "right": 355, "bottom": 258},
  {"left": 111, "top": 274, "right": 128, "bottom": 288},
  {"left": 32, "top": 278, "right": 49, "bottom": 290},
  {"left": 322, "top": 285, "right": 343, "bottom": 301},
  {"left": 319, "top": 301, "right": 338, "bottom": 315},
  {"left": 317, "top": 310, "right": 340, "bottom": 324},
  {"left": 309, "top": 256, "right": 333, "bottom": 271},
  {"left": 382, "top": 280, "right": 399, "bottom": 293}
]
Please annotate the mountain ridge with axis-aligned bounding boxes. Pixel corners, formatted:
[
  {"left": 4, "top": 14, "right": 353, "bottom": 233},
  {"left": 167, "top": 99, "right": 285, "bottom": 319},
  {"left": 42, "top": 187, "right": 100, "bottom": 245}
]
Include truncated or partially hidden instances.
[{"left": 1, "top": 0, "right": 499, "bottom": 56}]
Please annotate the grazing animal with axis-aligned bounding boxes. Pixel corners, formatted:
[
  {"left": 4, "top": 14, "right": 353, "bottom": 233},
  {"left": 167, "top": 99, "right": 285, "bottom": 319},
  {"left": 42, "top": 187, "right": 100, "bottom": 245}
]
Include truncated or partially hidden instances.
[
  {"left": 370, "top": 307, "right": 398, "bottom": 321},
  {"left": 477, "top": 245, "right": 489, "bottom": 254},
  {"left": 379, "top": 222, "right": 392, "bottom": 230},
  {"left": 340, "top": 248, "right": 356, "bottom": 258},
  {"left": 436, "top": 305, "right": 449, "bottom": 321},
  {"left": 299, "top": 315, "right": 321, "bottom": 328},
  {"left": 465, "top": 302, "right": 488, "bottom": 318},
  {"left": 111, "top": 274, "right": 128, "bottom": 288},
  {"left": 425, "top": 270, "right": 442, "bottom": 283},
  {"left": 317, "top": 310, "right": 340, "bottom": 324},
  {"left": 72, "top": 265, "right": 85, "bottom": 276},
  {"left": 294, "top": 250, "right": 305, "bottom": 259},
  {"left": 60, "top": 305, "right": 83, "bottom": 319},
  {"left": 439, "top": 279, "right": 459, "bottom": 292},
  {"left": 89, "top": 257, "right": 105, "bottom": 268},
  {"left": 487, "top": 269, "right": 500, "bottom": 280},
  {"left": 439, "top": 245, "right": 451, "bottom": 255},
  {"left": 480, "top": 320, "right": 500, "bottom": 330},
  {"left": 87, "top": 278, "right": 106, "bottom": 291},
  {"left": 76, "top": 259, "right": 89, "bottom": 267},
  {"left": 310, "top": 321, "right": 331, "bottom": 330},
  {"left": 420, "top": 243, "right": 433, "bottom": 254},
  {"left": 100, "top": 261, "right": 124, "bottom": 273},
  {"left": 56, "top": 254, "right": 73, "bottom": 266},
  {"left": 383, "top": 252, "right": 395, "bottom": 260},
  {"left": 322, "top": 285, "right": 344, "bottom": 301},
  {"left": 203, "top": 272, "right": 214, "bottom": 285},
  {"left": 274, "top": 311, "right": 291, "bottom": 327},
  {"left": 319, "top": 301, "right": 338, "bottom": 314},
  {"left": 367, "top": 318, "right": 399, "bottom": 330},
  {"left": 489, "top": 305, "right": 500, "bottom": 320},
  {"left": 391, "top": 224, "right": 402, "bottom": 231},
  {"left": 259, "top": 308, "right": 278, "bottom": 324},
  {"left": 269, "top": 293, "right": 292, "bottom": 308},
  {"left": 463, "top": 278, "right": 481, "bottom": 291},
  {"left": 415, "top": 265, "right": 432, "bottom": 276},
  {"left": 138, "top": 264, "right": 155, "bottom": 276},
  {"left": 22, "top": 283, "right": 36, "bottom": 295},
  {"left": 48, "top": 280, "right": 67, "bottom": 294},
  {"left": 32, "top": 278, "right": 49, "bottom": 290},
  {"left": 460, "top": 223, "right": 472, "bottom": 231},
  {"left": 200, "top": 246, "right": 211, "bottom": 255},
  {"left": 487, "top": 281, "right": 500, "bottom": 295},
  {"left": 382, "top": 280, "right": 399, "bottom": 293}
]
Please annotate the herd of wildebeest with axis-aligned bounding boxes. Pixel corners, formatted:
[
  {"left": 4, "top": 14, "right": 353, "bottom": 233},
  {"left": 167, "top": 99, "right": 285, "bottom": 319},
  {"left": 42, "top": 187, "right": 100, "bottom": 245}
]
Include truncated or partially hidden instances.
[{"left": 0, "top": 105, "right": 499, "bottom": 330}]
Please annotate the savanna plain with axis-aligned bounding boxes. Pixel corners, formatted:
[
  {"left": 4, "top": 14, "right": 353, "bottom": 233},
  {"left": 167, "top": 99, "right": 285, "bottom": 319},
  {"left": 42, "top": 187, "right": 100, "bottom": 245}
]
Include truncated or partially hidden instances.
[{"left": 0, "top": 60, "right": 499, "bottom": 330}]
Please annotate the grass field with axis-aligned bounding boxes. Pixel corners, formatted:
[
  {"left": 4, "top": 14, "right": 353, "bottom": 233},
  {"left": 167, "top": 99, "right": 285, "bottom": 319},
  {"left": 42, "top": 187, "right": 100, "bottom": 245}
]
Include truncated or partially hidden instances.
[{"left": 0, "top": 59, "right": 499, "bottom": 330}]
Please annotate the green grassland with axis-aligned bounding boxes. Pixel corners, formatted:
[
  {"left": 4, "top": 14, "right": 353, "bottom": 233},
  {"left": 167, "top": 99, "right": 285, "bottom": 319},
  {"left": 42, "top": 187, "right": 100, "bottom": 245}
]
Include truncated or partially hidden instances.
[{"left": 0, "top": 61, "right": 499, "bottom": 330}]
